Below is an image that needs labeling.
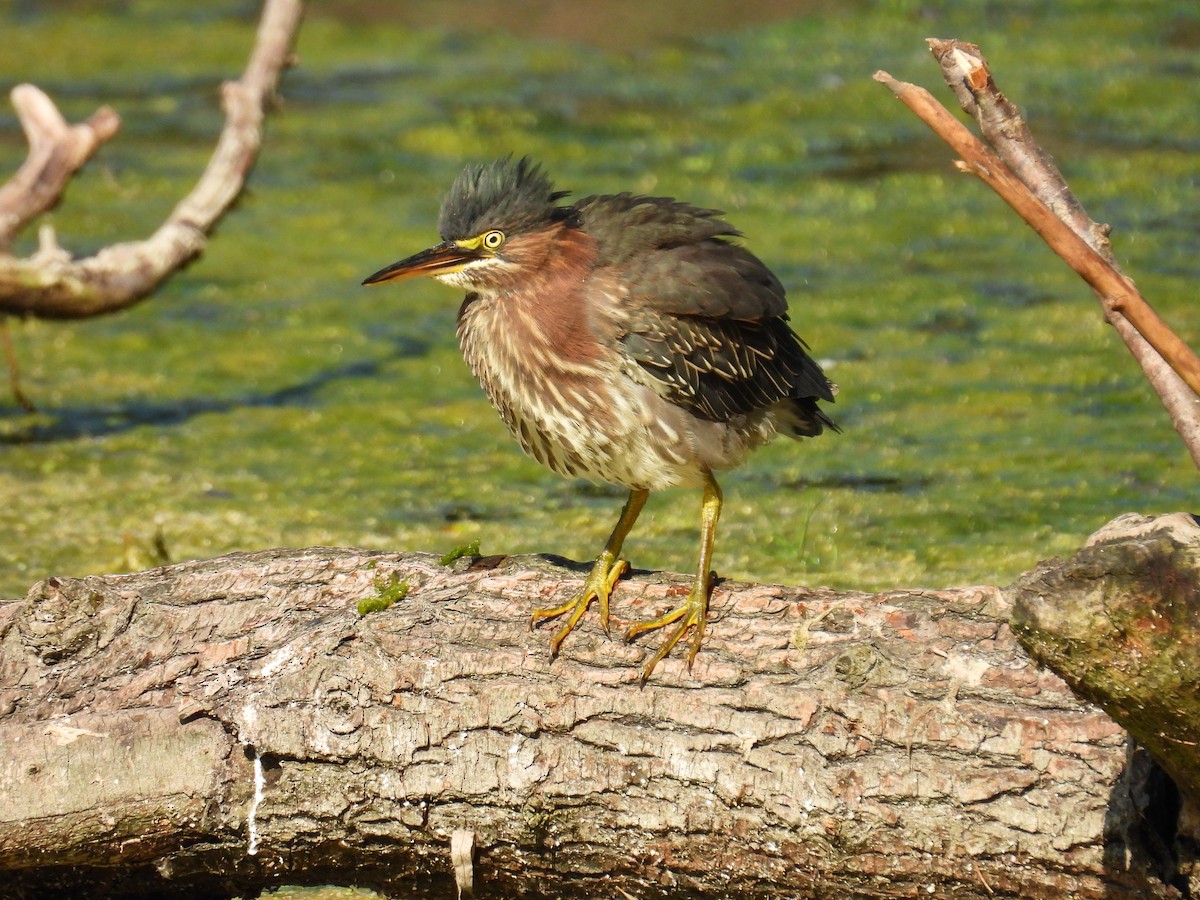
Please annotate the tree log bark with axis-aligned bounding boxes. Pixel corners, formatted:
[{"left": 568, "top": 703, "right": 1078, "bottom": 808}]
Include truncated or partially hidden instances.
[
  {"left": 1011, "top": 511, "right": 1200, "bottom": 895},
  {"left": 2, "top": 518, "right": 1196, "bottom": 897}
]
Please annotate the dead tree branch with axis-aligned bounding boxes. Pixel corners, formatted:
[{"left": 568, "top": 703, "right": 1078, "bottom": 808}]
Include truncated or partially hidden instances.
[
  {"left": 0, "top": 86, "right": 120, "bottom": 251},
  {"left": 874, "top": 40, "right": 1200, "bottom": 470},
  {"left": 1, "top": 527, "right": 1193, "bottom": 898},
  {"left": 0, "top": 0, "right": 303, "bottom": 321}
]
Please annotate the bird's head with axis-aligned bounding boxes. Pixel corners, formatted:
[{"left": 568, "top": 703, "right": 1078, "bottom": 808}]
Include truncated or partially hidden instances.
[{"left": 362, "top": 157, "right": 577, "bottom": 293}]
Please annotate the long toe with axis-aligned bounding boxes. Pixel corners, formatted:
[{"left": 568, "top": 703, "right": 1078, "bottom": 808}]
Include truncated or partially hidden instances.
[
  {"left": 628, "top": 575, "right": 712, "bottom": 683},
  {"left": 530, "top": 554, "right": 629, "bottom": 656}
]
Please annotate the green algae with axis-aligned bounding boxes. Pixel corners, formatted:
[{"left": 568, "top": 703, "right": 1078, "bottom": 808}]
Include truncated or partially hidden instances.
[
  {"left": 357, "top": 571, "right": 409, "bottom": 616},
  {"left": 0, "top": 1, "right": 1197, "bottom": 600},
  {"left": 439, "top": 540, "right": 482, "bottom": 567}
]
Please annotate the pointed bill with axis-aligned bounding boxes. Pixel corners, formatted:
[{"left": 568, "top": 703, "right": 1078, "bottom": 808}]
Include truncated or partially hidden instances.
[{"left": 362, "top": 241, "right": 483, "bottom": 286}]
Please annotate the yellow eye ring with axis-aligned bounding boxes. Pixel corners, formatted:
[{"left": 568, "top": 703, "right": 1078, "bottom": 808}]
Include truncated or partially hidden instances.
[{"left": 481, "top": 230, "right": 505, "bottom": 251}]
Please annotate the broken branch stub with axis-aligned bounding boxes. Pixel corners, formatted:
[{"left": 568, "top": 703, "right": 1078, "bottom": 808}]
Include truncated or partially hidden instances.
[
  {"left": 0, "top": 85, "right": 120, "bottom": 251},
  {"left": 927, "top": 38, "right": 1113, "bottom": 258},
  {"left": 1010, "top": 512, "right": 1200, "bottom": 806}
]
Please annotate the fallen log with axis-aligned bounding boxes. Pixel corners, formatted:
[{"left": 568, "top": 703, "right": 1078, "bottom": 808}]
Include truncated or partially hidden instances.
[{"left": 0, "top": 516, "right": 1194, "bottom": 898}]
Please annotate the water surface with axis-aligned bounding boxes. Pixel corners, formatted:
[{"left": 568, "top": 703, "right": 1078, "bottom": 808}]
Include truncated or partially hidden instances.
[{"left": 1, "top": 0, "right": 1196, "bottom": 601}]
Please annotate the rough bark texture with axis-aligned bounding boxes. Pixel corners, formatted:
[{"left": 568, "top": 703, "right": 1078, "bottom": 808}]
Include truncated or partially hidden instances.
[
  {"left": 0, "top": 522, "right": 1191, "bottom": 898},
  {"left": 1011, "top": 511, "right": 1200, "bottom": 895}
]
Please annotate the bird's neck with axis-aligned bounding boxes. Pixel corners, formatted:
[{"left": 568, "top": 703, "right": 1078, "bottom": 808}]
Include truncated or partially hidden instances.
[{"left": 458, "top": 226, "right": 605, "bottom": 366}]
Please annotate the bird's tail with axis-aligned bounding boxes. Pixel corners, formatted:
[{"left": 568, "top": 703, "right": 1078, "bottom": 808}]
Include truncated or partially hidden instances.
[{"left": 775, "top": 393, "right": 840, "bottom": 438}]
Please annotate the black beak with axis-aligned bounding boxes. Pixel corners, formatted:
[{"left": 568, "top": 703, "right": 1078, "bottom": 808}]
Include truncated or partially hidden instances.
[{"left": 362, "top": 241, "right": 483, "bottom": 286}]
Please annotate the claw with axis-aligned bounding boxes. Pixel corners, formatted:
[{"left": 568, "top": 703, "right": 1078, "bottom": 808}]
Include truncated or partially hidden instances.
[
  {"left": 527, "top": 488, "right": 648, "bottom": 659},
  {"left": 626, "top": 473, "right": 722, "bottom": 683},
  {"left": 530, "top": 554, "right": 629, "bottom": 655},
  {"left": 625, "top": 570, "right": 713, "bottom": 683}
]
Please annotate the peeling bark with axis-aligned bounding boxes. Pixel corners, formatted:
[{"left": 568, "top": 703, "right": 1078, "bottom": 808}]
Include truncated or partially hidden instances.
[{"left": 0, "top": 522, "right": 1192, "bottom": 898}]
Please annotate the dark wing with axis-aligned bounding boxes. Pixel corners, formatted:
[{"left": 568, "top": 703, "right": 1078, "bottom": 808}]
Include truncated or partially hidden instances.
[{"left": 578, "top": 194, "right": 835, "bottom": 429}]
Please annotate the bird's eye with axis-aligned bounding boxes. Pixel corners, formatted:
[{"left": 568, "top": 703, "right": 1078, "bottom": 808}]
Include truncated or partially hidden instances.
[{"left": 481, "top": 230, "right": 505, "bottom": 251}]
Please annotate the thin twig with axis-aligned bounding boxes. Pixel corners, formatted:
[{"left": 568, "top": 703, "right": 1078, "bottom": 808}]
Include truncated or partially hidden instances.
[
  {"left": 928, "top": 39, "right": 1113, "bottom": 260},
  {"left": 921, "top": 39, "right": 1200, "bottom": 468},
  {"left": 1, "top": 318, "right": 35, "bottom": 412},
  {"left": 875, "top": 63, "right": 1200, "bottom": 469}
]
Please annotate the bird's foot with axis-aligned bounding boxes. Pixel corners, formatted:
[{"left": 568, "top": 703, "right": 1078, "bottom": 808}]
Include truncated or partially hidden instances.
[
  {"left": 530, "top": 552, "right": 629, "bottom": 656},
  {"left": 625, "top": 571, "right": 713, "bottom": 683}
]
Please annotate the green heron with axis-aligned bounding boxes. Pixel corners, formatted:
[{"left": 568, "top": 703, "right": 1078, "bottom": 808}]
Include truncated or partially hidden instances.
[{"left": 363, "top": 158, "right": 836, "bottom": 681}]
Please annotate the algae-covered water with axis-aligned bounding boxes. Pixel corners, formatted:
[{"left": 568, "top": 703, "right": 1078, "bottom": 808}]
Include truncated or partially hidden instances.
[{"left": 1, "top": 0, "right": 1197, "bottom": 601}]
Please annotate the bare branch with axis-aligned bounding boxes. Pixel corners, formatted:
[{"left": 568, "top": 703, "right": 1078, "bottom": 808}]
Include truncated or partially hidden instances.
[
  {"left": 0, "top": 0, "right": 303, "bottom": 320},
  {"left": 875, "top": 56, "right": 1200, "bottom": 470},
  {"left": 921, "top": 40, "right": 1200, "bottom": 465},
  {"left": 927, "top": 39, "right": 1114, "bottom": 259},
  {"left": 0, "top": 86, "right": 120, "bottom": 251}
]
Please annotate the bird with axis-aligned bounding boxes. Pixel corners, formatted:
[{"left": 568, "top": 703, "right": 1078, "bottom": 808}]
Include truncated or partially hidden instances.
[{"left": 363, "top": 157, "right": 837, "bottom": 682}]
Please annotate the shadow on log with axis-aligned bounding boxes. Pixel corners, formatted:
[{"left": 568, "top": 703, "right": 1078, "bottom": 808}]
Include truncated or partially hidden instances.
[{"left": 0, "top": 515, "right": 1196, "bottom": 898}]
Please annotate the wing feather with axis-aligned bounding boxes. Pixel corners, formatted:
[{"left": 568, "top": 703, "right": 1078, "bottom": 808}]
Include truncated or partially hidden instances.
[{"left": 577, "top": 192, "right": 836, "bottom": 429}]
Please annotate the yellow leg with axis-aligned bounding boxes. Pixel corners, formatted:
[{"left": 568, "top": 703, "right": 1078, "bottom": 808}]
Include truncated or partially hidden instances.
[
  {"left": 625, "top": 473, "right": 722, "bottom": 683},
  {"left": 530, "top": 488, "right": 649, "bottom": 656}
]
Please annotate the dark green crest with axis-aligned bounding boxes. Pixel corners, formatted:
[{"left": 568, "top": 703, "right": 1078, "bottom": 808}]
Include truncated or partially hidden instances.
[{"left": 438, "top": 157, "right": 574, "bottom": 241}]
